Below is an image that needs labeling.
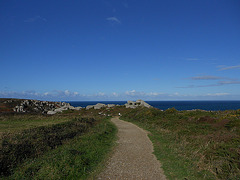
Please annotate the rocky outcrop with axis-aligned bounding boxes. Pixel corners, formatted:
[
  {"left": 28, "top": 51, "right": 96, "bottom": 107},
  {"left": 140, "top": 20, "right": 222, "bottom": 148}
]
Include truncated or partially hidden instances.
[
  {"left": 94, "top": 103, "right": 107, "bottom": 109},
  {"left": 86, "top": 103, "right": 109, "bottom": 110},
  {"left": 86, "top": 105, "right": 94, "bottom": 110},
  {"left": 125, "top": 100, "right": 152, "bottom": 108},
  {"left": 13, "top": 100, "right": 59, "bottom": 113},
  {"left": 47, "top": 104, "right": 82, "bottom": 115},
  {"left": 11, "top": 99, "right": 82, "bottom": 114},
  {"left": 107, "top": 104, "right": 115, "bottom": 108},
  {"left": 85, "top": 103, "right": 118, "bottom": 110}
]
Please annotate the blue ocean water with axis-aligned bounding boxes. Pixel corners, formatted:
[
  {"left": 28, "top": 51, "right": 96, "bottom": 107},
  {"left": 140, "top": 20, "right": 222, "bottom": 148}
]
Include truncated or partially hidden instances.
[{"left": 67, "top": 101, "right": 240, "bottom": 111}]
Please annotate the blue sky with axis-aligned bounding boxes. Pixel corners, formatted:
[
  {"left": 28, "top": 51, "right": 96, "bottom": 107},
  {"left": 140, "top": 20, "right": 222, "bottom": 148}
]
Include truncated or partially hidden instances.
[{"left": 0, "top": 0, "right": 240, "bottom": 101}]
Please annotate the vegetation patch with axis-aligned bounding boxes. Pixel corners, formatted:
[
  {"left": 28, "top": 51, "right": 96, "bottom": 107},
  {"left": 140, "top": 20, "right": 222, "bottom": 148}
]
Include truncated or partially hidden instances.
[
  {"left": 121, "top": 107, "right": 240, "bottom": 179},
  {"left": 0, "top": 114, "right": 73, "bottom": 134},
  {"left": 4, "top": 117, "right": 116, "bottom": 179},
  {"left": 1, "top": 116, "right": 97, "bottom": 177}
]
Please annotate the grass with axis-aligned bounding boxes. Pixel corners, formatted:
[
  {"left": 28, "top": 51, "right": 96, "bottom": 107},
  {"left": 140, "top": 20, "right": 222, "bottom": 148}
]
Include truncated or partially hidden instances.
[
  {"left": 2, "top": 103, "right": 239, "bottom": 179},
  {"left": 121, "top": 107, "right": 240, "bottom": 180},
  {"left": 4, "top": 117, "right": 117, "bottom": 179},
  {"left": 0, "top": 111, "right": 117, "bottom": 179},
  {"left": 0, "top": 114, "right": 72, "bottom": 134}
]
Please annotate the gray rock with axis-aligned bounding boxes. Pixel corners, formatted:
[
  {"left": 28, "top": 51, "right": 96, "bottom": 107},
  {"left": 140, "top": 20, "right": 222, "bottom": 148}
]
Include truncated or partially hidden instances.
[
  {"left": 11, "top": 99, "right": 74, "bottom": 114},
  {"left": 136, "top": 99, "right": 152, "bottom": 108},
  {"left": 86, "top": 105, "right": 94, "bottom": 110},
  {"left": 69, "top": 106, "right": 75, "bottom": 110},
  {"left": 47, "top": 111, "right": 57, "bottom": 115},
  {"left": 94, "top": 103, "right": 106, "bottom": 109},
  {"left": 75, "top": 106, "right": 82, "bottom": 110},
  {"left": 125, "top": 99, "right": 152, "bottom": 108},
  {"left": 107, "top": 104, "right": 115, "bottom": 108}
]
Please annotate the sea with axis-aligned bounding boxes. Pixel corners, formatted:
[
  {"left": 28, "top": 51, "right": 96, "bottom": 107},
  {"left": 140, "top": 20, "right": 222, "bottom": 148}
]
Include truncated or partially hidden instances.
[{"left": 67, "top": 101, "right": 240, "bottom": 111}]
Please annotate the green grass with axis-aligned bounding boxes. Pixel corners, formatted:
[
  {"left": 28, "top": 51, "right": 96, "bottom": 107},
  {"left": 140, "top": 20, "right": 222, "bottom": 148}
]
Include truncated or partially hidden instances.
[
  {"left": 5, "top": 117, "right": 117, "bottom": 179},
  {"left": 121, "top": 107, "right": 240, "bottom": 180},
  {"left": 1, "top": 116, "right": 96, "bottom": 176},
  {"left": 0, "top": 111, "right": 117, "bottom": 179},
  {"left": 0, "top": 114, "right": 72, "bottom": 134}
]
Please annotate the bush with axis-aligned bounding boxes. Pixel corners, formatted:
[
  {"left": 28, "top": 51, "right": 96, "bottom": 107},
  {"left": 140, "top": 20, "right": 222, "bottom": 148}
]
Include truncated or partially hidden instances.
[{"left": 165, "top": 107, "right": 178, "bottom": 113}]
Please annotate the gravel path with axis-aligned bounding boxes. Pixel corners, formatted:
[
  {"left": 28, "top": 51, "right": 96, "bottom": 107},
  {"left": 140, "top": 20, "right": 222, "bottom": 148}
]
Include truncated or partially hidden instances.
[{"left": 97, "top": 117, "right": 166, "bottom": 180}]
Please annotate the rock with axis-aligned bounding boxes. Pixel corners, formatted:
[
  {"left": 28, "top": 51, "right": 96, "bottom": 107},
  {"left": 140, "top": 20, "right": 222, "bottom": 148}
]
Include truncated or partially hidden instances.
[
  {"left": 69, "top": 106, "right": 75, "bottom": 110},
  {"left": 136, "top": 99, "right": 152, "bottom": 108},
  {"left": 94, "top": 103, "right": 106, "bottom": 109},
  {"left": 75, "top": 106, "right": 82, "bottom": 110},
  {"left": 86, "top": 105, "right": 94, "bottom": 110},
  {"left": 125, "top": 99, "right": 152, "bottom": 108},
  {"left": 47, "top": 111, "right": 57, "bottom": 115},
  {"left": 86, "top": 103, "right": 106, "bottom": 110},
  {"left": 11, "top": 99, "right": 76, "bottom": 114},
  {"left": 107, "top": 104, "right": 115, "bottom": 108}
]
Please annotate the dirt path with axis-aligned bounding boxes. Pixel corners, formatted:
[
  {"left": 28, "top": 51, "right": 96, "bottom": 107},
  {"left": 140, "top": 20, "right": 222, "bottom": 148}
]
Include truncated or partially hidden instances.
[{"left": 97, "top": 117, "right": 166, "bottom": 180}]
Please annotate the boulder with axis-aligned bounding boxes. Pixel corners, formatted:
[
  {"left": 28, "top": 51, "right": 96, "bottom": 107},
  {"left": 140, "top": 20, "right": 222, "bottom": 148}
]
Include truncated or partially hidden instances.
[
  {"left": 136, "top": 99, "right": 152, "bottom": 108},
  {"left": 47, "top": 111, "right": 57, "bottom": 115},
  {"left": 86, "top": 105, "right": 94, "bottom": 110},
  {"left": 69, "top": 106, "right": 75, "bottom": 110},
  {"left": 107, "top": 104, "right": 115, "bottom": 108},
  {"left": 94, "top": 103, "right": 106, "bottom": 109},
  {"left": 125, "top": 100, "right": 152, "bottom": 108},
  {"left": 75, "top": 106, "right": 82, "bottom": 110}
]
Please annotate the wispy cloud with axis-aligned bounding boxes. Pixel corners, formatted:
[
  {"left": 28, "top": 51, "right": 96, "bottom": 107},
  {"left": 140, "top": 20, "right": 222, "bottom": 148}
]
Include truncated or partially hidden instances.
[
  {"left": 106, "top": 17, "right": 121, "bottom": 24},
  {"left": 24, "top": 16, "right": 47, "bottom": 23},
  {"left": 0, "top": 90, "right": 237, "bottom": 101},
  {"left": 218, "top": 65, "right": 240, "bottom": 71},
  {"left": 178, "top": 80, "right": 240, "bottom": 88},
  {"left": 190, "top": 75, "right": 223, "bottom": 80},
  {"left": 206, "top": 93, "right": 230, "bottom": 96},
  {"left": 218, "top": 81, "right": 240, "bottom": 85}
]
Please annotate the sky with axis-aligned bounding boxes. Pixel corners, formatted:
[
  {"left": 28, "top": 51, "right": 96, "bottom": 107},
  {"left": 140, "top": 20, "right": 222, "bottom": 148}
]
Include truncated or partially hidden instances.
[{"left": 0, "top": 0, "right": 240, "bottom": 101}]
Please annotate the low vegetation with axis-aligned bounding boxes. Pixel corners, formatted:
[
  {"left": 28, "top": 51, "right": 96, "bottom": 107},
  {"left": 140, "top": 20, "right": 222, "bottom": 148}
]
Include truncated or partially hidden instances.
[
  {"left": 0, "top": 114, "right": 71, "bottom": 134},
  {"left": 121, "top": 107, "right": 240, "bottom": 180},
  {"left": 1, "top": 98, "right": 239, "bottom": 179},
  {"left": 0, "top": 111, "right": 117, "bottom": 179}
]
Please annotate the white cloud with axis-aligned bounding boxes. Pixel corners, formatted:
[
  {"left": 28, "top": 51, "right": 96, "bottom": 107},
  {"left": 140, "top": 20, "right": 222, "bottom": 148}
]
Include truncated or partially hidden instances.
[
  {"left": 0, "top": 90, "right": 237, "bottom": 101},
  {"left": 112, "top": 92, "right": 118, "bottom": 96},
  {"left": 64, "top": 90, "right": 70, "bottom": 96},
  {"left": 44, "top": 92, "right": 49, "bottom": 96},
  {"left": 98, "top": 92, "right": 105, "bottom": 96},
  {"left": 178, "top": 79, "right": 240, "bottom": 88},
  {"left": 219, "top": 81, "right": 240, "bottom": 85},
  {"left": 190, "top": 75, "right": 223, "bottom": 80},
  {"left": 218, "top": 65, "right": 240, "bottom": 71},
  {"left": 125, "top": 90, "right": 136, "bottom": 95},
  {"left": 106, "top": 17, "right": 121, "bottom": 24},
  {"left": 206, "top": 93, "right": 230, "bottom": 96},
  {"left": 148, "top": 92, "right": 159, "bottom": 96}
]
